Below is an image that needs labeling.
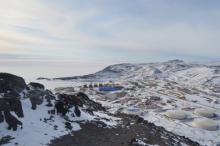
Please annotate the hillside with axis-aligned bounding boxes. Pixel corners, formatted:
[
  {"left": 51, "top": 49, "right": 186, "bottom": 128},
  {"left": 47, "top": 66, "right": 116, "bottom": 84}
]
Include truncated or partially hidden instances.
[
  {"left": 52, "top": 60, "right": 220, "bottom": 146},
  {"left": 1, "top": 60, "right": 220, "bottom": 146}
]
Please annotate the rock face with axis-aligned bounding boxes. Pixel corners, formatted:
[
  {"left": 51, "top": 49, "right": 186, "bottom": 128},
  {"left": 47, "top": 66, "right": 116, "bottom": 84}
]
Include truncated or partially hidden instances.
[
  {"left": 4, "top": 111, "right": 23, "bottom": 131},
  {"left": 55, "top": 101, "right": 68, "bottom": 116},
  {"left": 0, "top": 73, "right": 27, "bottom": 94},
  {"left": 0, "top": 73, "right": 106, "bottom": 134},
  {"left": 27, "top": 90, "right": 45, "bottom": 110},
  {"left": 0, "top": 73, "right": 26, "bottom": 131},
  {"left": 26, "top": 89, "right": 55, "bottom": 110},
  {"left": 49, "top": 114, "right": 200, "bottom": 146},
  {"left": 0, "top": 96, "right": 24, "bottom": 131},
  {"left": 9, "top": 97, "right": 23, "bottom": 118},
  {"left": 0, "top": 73, "right": 53, "bottom": 132},
  {"left": 0, "top": 97, "right": 24, "bottom": 118},
  {"left": 57, "top": 92, "right": 105, "bottom": 113},
  {"left": 54, "top": 92, "right": 105, "bottom": 117}
]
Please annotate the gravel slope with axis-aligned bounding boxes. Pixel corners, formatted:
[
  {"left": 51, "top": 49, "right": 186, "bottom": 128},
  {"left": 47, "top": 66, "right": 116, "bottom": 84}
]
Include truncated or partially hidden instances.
[{"left": 49, "top": 114, "right": 200, "bottom": 146}]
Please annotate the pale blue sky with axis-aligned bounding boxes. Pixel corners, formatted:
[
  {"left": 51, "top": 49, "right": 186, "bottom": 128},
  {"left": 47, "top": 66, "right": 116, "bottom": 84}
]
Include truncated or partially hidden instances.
[{"left": 0, "top": 0, "right": 220, "bottom": 63}]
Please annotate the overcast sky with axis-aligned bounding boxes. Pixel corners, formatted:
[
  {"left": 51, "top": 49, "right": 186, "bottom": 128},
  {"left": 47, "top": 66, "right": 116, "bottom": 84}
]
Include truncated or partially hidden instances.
[{"left": 0, "top": 0, "right": 220, "bottom": 63}]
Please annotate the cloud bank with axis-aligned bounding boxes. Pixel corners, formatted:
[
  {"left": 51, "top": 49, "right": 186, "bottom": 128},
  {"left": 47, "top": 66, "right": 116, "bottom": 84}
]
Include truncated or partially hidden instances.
[{"left": 0, "top": 0, "right": 219, "bottom": 62}]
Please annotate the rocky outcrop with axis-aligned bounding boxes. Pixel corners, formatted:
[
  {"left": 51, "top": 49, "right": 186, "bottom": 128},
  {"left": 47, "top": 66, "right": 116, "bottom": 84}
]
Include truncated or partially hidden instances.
[
  {"left": 57, "top": 92, "right": 105, "bottom": 113},
  {"left": 0, "top": 97, "right": 24, "bottom": 118},
  {"left": 0, "top": 73, "right": 26, "bottom": 131},
  {"left": 54, "top": 92, "right": 105, "bottom": 118},
  {"left": 0, "top": 98, "right": 10, "bottom": 113},
  {"left": 26, "top": 89, "right": 55, "bottom": 110},
  {"left": 55, "top": 101, "right": 68, "bottom": 116},
  {"left": 4, "top": 111, "right": 23, "bottom": 131},
  {"left": 49, "top": 114, "right": 200, "bottom": 146},
  {"left": 0, "top": 97, "right": 24, "bottom": 131},
  {"left": 0, "top": 73, "right": 107, "bottom": 136},
  {"left": 27, "top": 90, "right": 45, "bottom": 110},
  {"left": 0, "top": 73, "right": 27, "bottom": 94},
  {"left": 0, "top": 74, "right": 52, "bottom": 131}
]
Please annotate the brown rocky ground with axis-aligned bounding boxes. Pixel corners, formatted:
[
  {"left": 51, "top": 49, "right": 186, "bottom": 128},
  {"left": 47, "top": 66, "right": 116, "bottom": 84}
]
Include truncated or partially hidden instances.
[{"left": 49, "top": 114, "right": 200, "bottom": 146}]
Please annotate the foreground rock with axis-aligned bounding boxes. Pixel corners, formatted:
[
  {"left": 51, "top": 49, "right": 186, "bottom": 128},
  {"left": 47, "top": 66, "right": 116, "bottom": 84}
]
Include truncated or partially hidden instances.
[
  {"left": 26, "top": 90, "right": 45, "bottom": 110},
  {"left": 49, "top": 114, "right": 200, "bottom": 146},
  {"left": 1, "top": 73, "right": 115, "bottom": 146},
  {"left": 57, "top": 92, "right": 105, "bottom": 114},
  {"left": 0, "top": 73, "right": 26, "bottom": 131},
  {"left": 54, "top": 92, "right": 106, "bottom": 119},
  {"left": 0, "top": 73, "right": 27, "bottom": 94},
  {"left": 0, "top": 97, "right": 24, "bottom": 118}
]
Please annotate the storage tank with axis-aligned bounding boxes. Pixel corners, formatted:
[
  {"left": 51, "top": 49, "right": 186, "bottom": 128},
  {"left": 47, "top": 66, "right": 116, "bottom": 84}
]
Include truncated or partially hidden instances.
[
  {"left": 165, "top": 110, "right": 188, "bottom": 120},
  {"left": 194, "top": 108, "right": 216, "bottom": 118},
  {"left": 192, "top": 118, "right": 219, "bottom": 131}
]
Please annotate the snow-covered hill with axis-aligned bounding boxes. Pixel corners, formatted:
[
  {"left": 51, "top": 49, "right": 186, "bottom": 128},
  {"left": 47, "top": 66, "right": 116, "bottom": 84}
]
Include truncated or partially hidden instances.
[
  {"left": 53, "top": 60, "right": 220, "bottom": 146},
  {"left": 55, "top": 59, "right": 220, "bottom": 89}
]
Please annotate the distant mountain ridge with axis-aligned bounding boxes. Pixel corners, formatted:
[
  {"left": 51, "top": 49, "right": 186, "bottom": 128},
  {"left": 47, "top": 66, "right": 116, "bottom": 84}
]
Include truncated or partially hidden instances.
[
  {"left": 52, "top": 59, "right": 197, "bottom": 80},
  {"left": 52, "top": 59, "right": 220, "bottom": 89}
]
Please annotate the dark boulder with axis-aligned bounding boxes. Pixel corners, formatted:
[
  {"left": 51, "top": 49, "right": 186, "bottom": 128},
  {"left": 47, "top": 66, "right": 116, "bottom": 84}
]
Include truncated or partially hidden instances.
[
  {"left": 0, "top": 98, "right": 10, "bottom": 112},
  {"left": 57, "top": 92, "right": 105, "bottom": 113},
  {"left": 0, "top": 97, "right": 23, "bottom": 118},
  {"left": 28, "top": 82, "right": 45, "bottom": 90},
  {"left": 55, "top": 101, "right": 68, "bottom": 116},
  {"left": 8, "top": 97, "right": 24, "bottom": 118},
  {"left": 27, "top": 90, "right": 44, "bottom": 110},
  {"left": 0, "top": 73, "right": 27, "bottom": 94},
  {"left": 77, "top": 92, "right": 105, "bottom": 111},
  {"left": 55, "top": 92, "right": 104, "bottom": 118},
  {"left": 4, "top": 111, "right": 23, "bottom": 131}
]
